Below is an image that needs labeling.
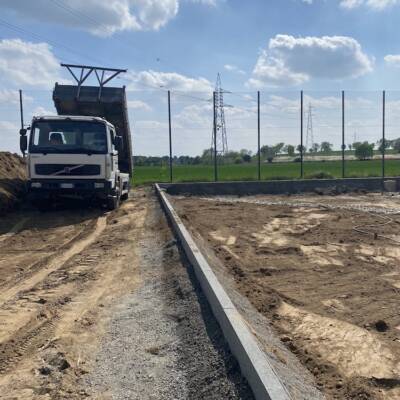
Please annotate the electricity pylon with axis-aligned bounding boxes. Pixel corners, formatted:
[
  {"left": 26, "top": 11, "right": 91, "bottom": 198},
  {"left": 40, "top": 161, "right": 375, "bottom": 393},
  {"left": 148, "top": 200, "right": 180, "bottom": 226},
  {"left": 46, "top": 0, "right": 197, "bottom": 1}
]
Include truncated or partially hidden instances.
[
  {"left": 211, "top": 73, "right": 228, "bottom": 156},
  {"left": 305, "top": 103, "right": 315, "bottom": 153}
]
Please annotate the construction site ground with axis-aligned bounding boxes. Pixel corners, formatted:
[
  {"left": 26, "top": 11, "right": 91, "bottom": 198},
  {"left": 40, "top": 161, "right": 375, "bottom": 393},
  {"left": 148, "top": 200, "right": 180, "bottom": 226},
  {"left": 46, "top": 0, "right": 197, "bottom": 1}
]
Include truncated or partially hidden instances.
[
  {"left": 169, "top": 192, "right": 400, "bottom": 400},
  {"left": 0, "top": 188, "right": 252, "bottom": 400}
]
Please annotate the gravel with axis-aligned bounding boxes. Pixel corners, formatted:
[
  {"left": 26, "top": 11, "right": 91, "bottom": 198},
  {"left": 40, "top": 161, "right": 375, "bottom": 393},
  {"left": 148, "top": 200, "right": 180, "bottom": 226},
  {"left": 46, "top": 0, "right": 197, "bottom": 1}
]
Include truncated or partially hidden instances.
[{"left": 86, "top": 203, "right": 253, "bottom": 400}]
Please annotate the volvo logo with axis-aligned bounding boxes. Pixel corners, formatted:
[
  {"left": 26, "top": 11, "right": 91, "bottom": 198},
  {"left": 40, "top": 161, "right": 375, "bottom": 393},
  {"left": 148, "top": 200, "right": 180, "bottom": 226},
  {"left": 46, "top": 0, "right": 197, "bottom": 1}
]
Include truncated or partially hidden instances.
[{"left": 51, "top": 164, "right": 84, "bottom": 176}]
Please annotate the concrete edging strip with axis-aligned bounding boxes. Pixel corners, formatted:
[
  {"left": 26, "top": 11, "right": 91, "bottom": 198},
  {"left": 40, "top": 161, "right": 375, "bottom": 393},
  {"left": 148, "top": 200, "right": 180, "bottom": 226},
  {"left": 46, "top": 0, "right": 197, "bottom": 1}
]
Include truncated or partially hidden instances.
[{"left": 155, "top": 184, "right": 291, "bottom": 400}]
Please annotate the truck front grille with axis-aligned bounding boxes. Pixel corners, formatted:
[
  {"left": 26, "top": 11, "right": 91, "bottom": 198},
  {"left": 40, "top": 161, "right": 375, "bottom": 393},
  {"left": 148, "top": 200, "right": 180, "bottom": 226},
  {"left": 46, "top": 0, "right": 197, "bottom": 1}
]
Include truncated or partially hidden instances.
[{"left": 35, "top": 164, "right": 101, "bottom": 176}]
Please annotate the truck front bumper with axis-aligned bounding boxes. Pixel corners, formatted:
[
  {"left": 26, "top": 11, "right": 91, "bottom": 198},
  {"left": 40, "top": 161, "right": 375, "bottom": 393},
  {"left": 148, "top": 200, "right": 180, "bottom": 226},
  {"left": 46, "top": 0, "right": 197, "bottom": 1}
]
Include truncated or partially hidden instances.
[{"left": 28, "top": 179, "right": 114, "bottom": 199}]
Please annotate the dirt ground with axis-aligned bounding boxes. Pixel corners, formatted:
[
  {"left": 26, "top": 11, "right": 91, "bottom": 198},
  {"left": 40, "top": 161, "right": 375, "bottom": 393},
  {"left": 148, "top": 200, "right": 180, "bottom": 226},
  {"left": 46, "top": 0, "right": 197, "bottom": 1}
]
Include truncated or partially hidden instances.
[
  {"left": 170, "top": 192, "right": 400, "bottom": 400},
  {"left": 0, "top": 152, "right": 26, "bottom": 213},
  {"left": 0, "top": 188, "right": 252, "bottom": 399}
]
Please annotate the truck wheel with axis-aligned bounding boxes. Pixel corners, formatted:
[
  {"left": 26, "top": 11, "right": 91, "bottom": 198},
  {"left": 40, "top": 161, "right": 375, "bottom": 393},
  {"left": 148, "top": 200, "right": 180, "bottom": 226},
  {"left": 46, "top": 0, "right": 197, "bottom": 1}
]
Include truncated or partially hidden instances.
[
  {"left": 107, "top": 195, "right": 120, "bottom": 211},
  {"left": 120, "top": 192, "right": 129, "bottom": 201}
]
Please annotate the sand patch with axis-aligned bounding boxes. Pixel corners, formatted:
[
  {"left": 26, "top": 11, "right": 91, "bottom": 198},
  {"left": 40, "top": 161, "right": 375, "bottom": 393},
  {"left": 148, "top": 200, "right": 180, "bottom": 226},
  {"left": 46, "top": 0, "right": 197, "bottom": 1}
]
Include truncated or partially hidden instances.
[
  {"left": 279, "top": 302, "right": 400, "bottom": 380},
  {"left": 278, "top": 303, "right": 400, "bottom": 379}
]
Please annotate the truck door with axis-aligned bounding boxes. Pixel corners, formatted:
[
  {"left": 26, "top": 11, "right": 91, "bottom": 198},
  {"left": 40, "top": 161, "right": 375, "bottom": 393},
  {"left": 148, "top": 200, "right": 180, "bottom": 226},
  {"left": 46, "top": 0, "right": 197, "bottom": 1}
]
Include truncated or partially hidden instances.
[{"left": 110, "top": 128, "right": 119, "bottom": 173}]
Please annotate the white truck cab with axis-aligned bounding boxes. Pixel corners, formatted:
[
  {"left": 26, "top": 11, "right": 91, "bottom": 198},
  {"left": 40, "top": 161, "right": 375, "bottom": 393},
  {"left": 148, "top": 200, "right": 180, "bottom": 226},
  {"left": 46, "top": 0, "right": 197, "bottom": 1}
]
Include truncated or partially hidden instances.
[{"left": 23, "top": 115, "right": 129, "bottom": 210}]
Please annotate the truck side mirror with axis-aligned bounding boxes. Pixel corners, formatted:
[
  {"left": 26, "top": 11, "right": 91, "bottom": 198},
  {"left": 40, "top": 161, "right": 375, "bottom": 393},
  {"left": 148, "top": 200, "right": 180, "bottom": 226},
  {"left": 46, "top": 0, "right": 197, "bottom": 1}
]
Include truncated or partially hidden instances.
[
  {"left": 20, "top": 135, "right": 27, "bottom": 154},
  {"left": 114, "top": 136, "right": 123, "bottom": 152}
]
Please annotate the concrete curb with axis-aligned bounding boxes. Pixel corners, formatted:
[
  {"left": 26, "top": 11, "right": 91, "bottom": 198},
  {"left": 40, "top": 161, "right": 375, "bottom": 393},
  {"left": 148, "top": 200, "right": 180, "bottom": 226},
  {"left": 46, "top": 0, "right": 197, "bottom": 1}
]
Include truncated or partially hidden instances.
[
  {"left": 155, "top": 184, "right": 291, "bottom": 400},
  {"left": 158, "top": 176, "right": 400, "bottom": 196}
]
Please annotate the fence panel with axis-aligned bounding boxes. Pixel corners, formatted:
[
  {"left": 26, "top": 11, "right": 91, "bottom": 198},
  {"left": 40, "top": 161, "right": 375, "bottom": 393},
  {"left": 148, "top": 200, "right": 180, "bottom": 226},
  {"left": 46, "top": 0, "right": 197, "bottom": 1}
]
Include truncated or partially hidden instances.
[
  {"left": 220, "top": 91, "right": 258, "bottom": 181},
  {"left": 259, "top": 91, "right": 301, "bottom": 180},
  {"left": 170, "top": 90, "right": 214, "bottom": 182},
  {"left": 302, "top": 91, "right": 343, "bottom": 179},
  {"left": 345, "top": 91, "right": 382, "bottom": 178},
  {"left": 384, "top": 91, "right": 400, "bottom": 177}
]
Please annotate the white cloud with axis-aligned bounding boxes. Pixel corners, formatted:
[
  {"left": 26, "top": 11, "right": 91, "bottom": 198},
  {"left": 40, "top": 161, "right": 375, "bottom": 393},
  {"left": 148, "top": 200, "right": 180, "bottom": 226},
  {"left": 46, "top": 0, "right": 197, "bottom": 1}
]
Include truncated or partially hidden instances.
[
  {"left": 340, "top": 0, "right": 399, "bottom": 9},
  {"left": 0, "top": 39, "right": 64, "bottom": 88},
  {"left": 0, "top": 89, "right": 34, "bottom": 106},
  {"left": 224, "top": 64, "right": 246, "bottom": 75},
  {"left": 128, "top": 100, "right": 152, "bottom": 111},
  {"left": 384, "top": 54, "right": 400, "bottom": 67},
  {"left": 300, "top": 0, "right": 399, "bottom": 9},
  {"left": 1, "top": 0, "right": 221, "bottom": 37},
  {"left": 186, "top": 0, "right": 221, "bottom": 5},
  {"left": 29, "top": 106, "right": 55, "bottom": 117},
  {"left": 247, "top": 34, "right": 373, "bottom": 88},
  {"left": 0, "top": 121, "right": 20, "bottom": 153},
  {"left": 126, "top": 70, "right": 213, "bottom": 92}
]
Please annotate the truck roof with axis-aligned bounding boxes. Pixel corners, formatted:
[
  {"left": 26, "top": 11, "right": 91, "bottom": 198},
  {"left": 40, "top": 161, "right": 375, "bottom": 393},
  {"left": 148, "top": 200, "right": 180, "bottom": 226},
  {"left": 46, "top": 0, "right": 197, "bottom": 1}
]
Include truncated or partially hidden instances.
[{"left": 32, "top": 115, "right": 113, "bottom": 126}]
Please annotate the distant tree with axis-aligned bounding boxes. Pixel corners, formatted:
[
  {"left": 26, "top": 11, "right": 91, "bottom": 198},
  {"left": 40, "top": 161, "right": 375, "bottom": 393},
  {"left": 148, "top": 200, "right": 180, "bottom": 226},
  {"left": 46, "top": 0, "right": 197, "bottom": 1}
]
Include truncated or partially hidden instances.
[
  {"left": 261, "top": 145, "right": 278, "bottom": 163},
  {"left": 242, "top": 154, "right": 251, "bottom": 163},
  {"left": 287, "top": 145, "right": 295, "bottom": 157},
  {"left": 201, "top": 148, "right": 213, "bottom": 164},
  {"left": 311, "top": 143, "right": 320, "bottom": 153},
  {"left": 273, "top": 142, "right": 285, "bottom": 155},
  {"left": 320, "top": 142, "right": 333, "bottom": 153},
  {"left": 240, "top": 149, "right": 252, "bottom": 156},
  {"left": 377, "top": 139, "right": 392, "bottom": 154},
  {"left": 348, "top": 144, "right": 353, "bottom": 151},
  {"left": 355, "top": 141, "right": 374, "bottom": 160},
  {"left": 296, "top": 144, "right": 305, "bottom": 153},
  {"left": 352, "top": 142, "right": 362, "bottom": 150}
]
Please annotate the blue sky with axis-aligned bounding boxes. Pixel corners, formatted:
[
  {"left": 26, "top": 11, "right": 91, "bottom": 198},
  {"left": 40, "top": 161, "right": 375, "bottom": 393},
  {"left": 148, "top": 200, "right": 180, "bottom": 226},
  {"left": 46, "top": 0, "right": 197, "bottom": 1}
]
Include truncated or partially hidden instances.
[{"left": 1, "top": 0, "right": 400, "bottom": 155}]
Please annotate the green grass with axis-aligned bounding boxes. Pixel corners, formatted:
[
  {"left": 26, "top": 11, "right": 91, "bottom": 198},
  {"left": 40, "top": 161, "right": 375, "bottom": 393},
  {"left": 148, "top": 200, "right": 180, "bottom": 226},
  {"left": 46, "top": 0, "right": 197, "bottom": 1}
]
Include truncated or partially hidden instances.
[{"left": 132, "top": 159, "right": 400, "bottom": 186}]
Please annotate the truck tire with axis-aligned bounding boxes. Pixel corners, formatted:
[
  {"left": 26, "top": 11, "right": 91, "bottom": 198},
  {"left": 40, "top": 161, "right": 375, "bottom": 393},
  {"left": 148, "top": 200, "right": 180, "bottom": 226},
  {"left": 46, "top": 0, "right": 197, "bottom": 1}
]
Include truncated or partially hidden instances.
[
  {"left": 107, "top": 195, "right": 120, "bottom": 211},
  {"left": 120, "top": 192, "right": 129, "bottom": 201}
]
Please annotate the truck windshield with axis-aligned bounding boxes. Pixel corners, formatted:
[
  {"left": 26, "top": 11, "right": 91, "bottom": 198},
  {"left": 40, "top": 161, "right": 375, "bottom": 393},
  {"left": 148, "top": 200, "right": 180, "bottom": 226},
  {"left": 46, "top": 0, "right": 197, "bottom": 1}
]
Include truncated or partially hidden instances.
[{"left": 29, "top": 120, "right": 108, "bottom": 154}]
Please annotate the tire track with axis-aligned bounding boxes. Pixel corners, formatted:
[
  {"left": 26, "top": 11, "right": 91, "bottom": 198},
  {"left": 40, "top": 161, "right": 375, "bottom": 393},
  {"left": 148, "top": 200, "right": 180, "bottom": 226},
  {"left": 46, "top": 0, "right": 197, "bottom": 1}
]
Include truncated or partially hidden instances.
[{"left": 0, "top": 216, "right": 107, "bottom": 308}]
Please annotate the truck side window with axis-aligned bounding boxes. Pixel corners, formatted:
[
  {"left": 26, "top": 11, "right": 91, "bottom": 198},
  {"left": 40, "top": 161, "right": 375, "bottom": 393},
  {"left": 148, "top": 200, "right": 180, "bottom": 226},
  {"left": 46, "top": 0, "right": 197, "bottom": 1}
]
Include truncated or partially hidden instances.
[{"left": 110, "top": 129, "right": 116, "bottom": 147}]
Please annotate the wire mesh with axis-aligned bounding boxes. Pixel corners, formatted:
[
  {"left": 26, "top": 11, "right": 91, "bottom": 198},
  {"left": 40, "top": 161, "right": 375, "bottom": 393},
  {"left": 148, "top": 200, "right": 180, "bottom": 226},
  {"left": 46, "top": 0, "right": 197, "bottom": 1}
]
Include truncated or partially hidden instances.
[
  {"left": 2, "top": 88, "right": 398, "bottom": 183},
  {"left": 259, "top": 91, "right": 301, "bottom": 180},
  {"left": 384, "top": 91, "right": 400, "bottom": 177}
]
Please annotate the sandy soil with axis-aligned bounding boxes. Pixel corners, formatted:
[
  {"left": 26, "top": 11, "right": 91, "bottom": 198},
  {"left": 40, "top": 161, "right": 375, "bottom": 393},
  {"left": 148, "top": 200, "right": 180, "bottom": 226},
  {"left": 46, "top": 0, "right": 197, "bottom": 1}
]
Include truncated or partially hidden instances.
[
  {"left": 0, "top": 194, "right": 141, "bottom": 399},
  {"left": 170, "top": 193, "right": 400, "bottom": 400},
  {"left": 0, "top": 188, "right": 252, "bottom": 399},
  {"left": 0, "top": 152, "right": 26, "bottom": 213}
]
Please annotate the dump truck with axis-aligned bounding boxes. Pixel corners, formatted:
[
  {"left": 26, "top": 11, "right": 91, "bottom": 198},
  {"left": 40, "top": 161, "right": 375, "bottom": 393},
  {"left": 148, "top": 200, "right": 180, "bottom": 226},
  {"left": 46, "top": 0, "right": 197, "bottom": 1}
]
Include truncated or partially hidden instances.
[{"left": 19, "top": 64, "right": 133, "bottom": 210}]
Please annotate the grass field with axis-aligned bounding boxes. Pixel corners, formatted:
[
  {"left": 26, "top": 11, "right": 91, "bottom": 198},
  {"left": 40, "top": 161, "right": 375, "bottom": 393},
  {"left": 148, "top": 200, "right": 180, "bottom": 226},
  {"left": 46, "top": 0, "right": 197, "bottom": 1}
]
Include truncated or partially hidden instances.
[{"left": 133, "top": 159, "right": 400, "bottom": 185}]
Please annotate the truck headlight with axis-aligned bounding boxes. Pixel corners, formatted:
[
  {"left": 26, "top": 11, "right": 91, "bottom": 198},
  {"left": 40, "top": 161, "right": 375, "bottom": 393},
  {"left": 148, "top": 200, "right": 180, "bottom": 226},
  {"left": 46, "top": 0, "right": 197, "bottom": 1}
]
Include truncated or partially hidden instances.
[
  {"left": 31, "top": 182, "right": 42, "bottom": 188},
  {"left": 94, "top": 182, "right": 104, "bottom": 188}
]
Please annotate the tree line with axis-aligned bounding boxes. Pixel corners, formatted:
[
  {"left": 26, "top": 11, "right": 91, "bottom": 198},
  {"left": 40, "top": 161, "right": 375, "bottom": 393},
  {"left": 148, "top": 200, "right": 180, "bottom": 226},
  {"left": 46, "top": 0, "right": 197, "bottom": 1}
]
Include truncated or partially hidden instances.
[{"left": 133, "top": 138, "right": 400, "bottom": 166}]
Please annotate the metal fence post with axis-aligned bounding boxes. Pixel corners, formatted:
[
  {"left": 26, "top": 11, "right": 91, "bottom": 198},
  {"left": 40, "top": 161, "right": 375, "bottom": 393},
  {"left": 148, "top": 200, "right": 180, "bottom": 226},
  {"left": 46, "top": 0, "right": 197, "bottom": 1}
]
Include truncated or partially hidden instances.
[
  {"left": 168, "top": 90, "right": 173, "bottom": 183},
  {"left": 213, "top": 91, "right": 218, "bottom": 182},
  {"left": 19, "top": 89, "right": 24, "bottom": 130},
  {"left": 257, "top": 91, "right": 261, "bottom": 180},
  {"left": 342, "top": 90, "right": 345, "bottom": 178},
  {"left": 300, "top": 90, "right": 304, "bottom": 179},
  {"left": 382, "top": 90, "right": 386, "bottom": 181}
]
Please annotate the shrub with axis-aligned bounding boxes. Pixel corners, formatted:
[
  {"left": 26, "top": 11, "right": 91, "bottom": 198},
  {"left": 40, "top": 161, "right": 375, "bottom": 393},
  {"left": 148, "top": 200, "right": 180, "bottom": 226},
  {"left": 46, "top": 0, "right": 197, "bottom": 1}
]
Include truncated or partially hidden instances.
[{"left": 306, "top": 171, "right": 334, "bottom": 179}]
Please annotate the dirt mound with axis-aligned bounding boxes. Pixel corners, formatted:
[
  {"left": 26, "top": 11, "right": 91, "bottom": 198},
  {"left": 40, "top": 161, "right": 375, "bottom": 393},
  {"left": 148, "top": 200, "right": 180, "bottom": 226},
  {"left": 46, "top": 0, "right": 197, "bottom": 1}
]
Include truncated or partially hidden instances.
[{"left": 0, "top": 152, "right": 27, "bottom": 213}]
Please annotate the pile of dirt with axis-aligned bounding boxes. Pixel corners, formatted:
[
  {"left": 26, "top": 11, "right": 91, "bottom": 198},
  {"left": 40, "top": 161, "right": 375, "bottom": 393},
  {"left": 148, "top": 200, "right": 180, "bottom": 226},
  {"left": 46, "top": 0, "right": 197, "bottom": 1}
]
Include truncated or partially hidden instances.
[{"left": 0, "top": 151, "right": 27, "bottom": 213}]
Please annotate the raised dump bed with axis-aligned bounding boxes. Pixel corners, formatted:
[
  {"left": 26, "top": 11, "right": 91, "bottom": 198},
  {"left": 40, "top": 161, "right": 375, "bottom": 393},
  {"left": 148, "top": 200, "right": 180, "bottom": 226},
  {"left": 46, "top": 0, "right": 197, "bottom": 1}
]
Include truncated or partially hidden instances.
[{"left": 53, "top": 83, "right": 133, "bottom": 176}]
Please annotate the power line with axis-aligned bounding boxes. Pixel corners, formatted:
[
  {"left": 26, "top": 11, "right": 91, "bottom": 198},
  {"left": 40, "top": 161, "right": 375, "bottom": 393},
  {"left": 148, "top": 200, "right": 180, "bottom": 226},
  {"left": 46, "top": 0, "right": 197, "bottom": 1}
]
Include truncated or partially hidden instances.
[{"left": 0, "top": 18, "right": 103, "bottom": 65}]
